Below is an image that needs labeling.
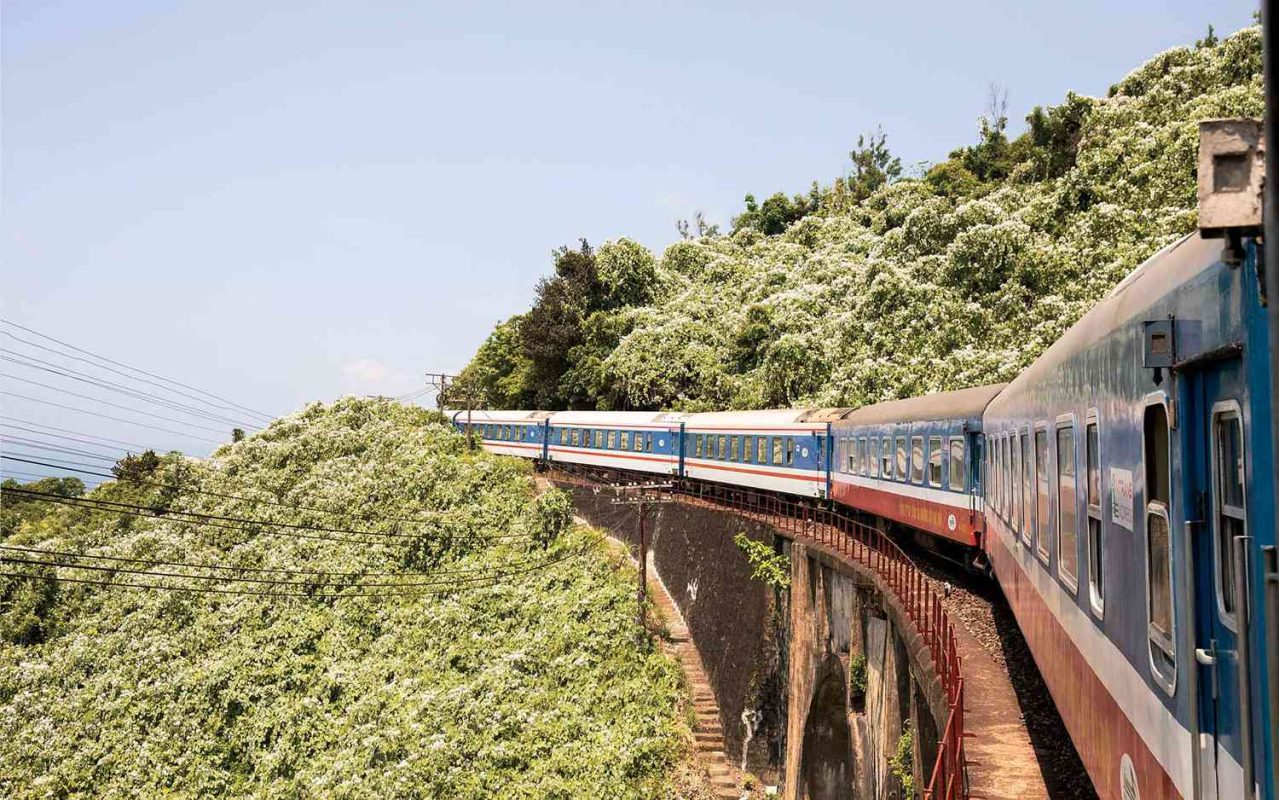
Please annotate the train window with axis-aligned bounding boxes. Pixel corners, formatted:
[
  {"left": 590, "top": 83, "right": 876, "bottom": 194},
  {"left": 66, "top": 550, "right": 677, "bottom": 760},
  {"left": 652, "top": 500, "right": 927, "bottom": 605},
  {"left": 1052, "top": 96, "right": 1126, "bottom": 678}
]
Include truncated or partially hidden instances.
[
  {"left": 1035, "top": 427, "right": 1051, "bottom": 563},
  {"left": 647, "top": 433, "right": 654, "bottom": 452},
  {"left": 1001, "top": 436, "right": 1011, "bottom": 518},
  {"left": 1056, "top": 423, "right": 1079, "bottom": 590},
  {"left": 718, "top": 435, "right": 728, "bottom": 461},
  {"left": 1021, "top": 432, "right": 1033, "bottom": 547},
  {"left": 753, "top": 437, "right": 764, "bottom": 463},
  {"left": 948, "top": 438, "right": 964, "bottom": 491},
  {"left": 607, "top": 430, "right": 617, "bottom": 450},
  {"left": 910, "top": 437, "right": 924, "bottom": 484},
  {"left": 1086, "top": 415, "right": 1103, "bottom": 617},
  {"left": 893, "top": 437, "right": 905, "bottom": 481},
  {"left": 592, "top": 430, "right": 601, "bottom": 448},
  {"left": 1011, "top": 433, "right": 1022, "bottom": 533},
  {"left": 993, "top": 436, "right": 1003, "bottom": 516},
  {"left": 881, "top": 439, "right": 893, "bottom": 479},
  {"left": 730, "top": 436, "right": 740, "bottom": 462},
  {"left": 695, "top": 435, "right": 704, "bottom": 458},
  {"left": 769, "top": 437, "right": 781, "bottom": 466},
  {"left": 785, "top": 438, "right": 795, "bottom": 466},
  {"left": 1212, "top": 405, "right": 1245, "bottom": 624},
  {"left": 1143, "top": 400, "right": 1175, "bottom": 689},
  {"left": 851, "top": 439, "right": 860, "bottom": 474},
  {"left": 925, "top": 437, "right": 940, "bottom": 486},
  {"left": 571, "top": 429, "right": 580, "bottom": 447},
  {"left": 745, "top": 436, "right": 756, "bottom": 464}
]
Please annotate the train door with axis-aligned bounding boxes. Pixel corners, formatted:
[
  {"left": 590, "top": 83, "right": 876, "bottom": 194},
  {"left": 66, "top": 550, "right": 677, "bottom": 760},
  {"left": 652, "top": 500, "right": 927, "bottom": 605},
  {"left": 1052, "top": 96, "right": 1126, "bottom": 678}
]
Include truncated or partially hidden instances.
[{"left": 1183, "top": 357, "right": 1253, "bottom": 799}]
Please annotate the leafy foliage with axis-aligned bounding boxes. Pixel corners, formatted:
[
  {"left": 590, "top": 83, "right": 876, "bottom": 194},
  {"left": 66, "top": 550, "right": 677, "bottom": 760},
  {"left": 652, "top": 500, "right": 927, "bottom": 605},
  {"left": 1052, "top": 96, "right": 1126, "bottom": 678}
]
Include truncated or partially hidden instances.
[
  {"left": 733, "top": 533, "right": 790, "bottom": 589},
  {"left": 463, "top": 26, "right": 1263, "bottom": 412},
  {"left": 890, "top": 722, "right": 915, "bottom": 797},
  {"left": 0, "top": 398, "right": 692, "bottom": 798}
]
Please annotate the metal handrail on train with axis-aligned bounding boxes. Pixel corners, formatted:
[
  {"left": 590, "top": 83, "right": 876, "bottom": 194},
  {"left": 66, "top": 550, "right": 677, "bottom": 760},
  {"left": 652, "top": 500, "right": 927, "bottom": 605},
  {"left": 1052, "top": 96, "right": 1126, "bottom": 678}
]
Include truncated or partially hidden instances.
[{"left": 542, "top": 461, "right": 967, "bottom": 799}]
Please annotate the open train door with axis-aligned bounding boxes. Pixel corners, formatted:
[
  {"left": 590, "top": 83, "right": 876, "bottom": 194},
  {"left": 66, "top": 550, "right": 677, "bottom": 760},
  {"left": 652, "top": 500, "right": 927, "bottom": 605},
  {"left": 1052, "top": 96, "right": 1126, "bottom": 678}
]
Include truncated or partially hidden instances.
[{"left": 1181, "top": 354, "right": 1257, "bottom": 800}]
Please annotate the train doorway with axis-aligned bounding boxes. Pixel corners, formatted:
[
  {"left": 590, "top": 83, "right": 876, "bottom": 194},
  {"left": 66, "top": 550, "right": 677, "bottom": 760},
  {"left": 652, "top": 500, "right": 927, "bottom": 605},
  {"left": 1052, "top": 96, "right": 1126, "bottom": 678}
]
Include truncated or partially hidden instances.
[{"left": 1182, "top": 357, "right": 1251, "bottom": 800}]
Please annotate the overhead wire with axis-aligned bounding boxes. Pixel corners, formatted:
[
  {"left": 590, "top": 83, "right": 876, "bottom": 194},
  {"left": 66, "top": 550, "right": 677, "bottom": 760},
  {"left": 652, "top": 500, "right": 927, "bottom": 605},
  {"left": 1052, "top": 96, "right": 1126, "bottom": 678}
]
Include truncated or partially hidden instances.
[
  {"left": 1, "top": 374, "right": 234, "bottom": 435},
  {"left": 1, "top": 329, "right": 273, "bottom": 424},
  {"left": 0, "top": 418, "right": 154, "bottom": 450},
  {"left": 1, "top": 486, "right": 534, "bottom": 545},
  {"left": 1, "top": 350, "right": 262, "bottom": 430},
  {"left": 3, "top": 455, "right": 465, "bottom": 528},
  {"left": 0, "top": 319, "right": 275, "bottom": 423},
  {"left": 1, "top": 391, "right": 224, "bottom": 444}
]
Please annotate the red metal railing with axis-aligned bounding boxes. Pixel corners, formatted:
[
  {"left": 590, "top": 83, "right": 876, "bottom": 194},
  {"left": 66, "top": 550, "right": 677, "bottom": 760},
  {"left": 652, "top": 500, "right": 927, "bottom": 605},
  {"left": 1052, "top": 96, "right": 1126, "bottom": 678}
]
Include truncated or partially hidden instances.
[{"left": 544, "top": 462, "right": 966, "bottom": 798}]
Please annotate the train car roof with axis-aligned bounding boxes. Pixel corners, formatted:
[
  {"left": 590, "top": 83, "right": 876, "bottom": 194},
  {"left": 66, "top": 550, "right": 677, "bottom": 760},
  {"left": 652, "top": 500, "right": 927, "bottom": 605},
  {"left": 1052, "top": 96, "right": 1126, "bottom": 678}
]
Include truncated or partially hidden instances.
[
  {"left": 548, "top": 410, "right": 691, "bottom": 426},
  {"left": 838, "top": 383, "right": 1008, "bottom": 427},
  {"left": 684, "top": 409, "right": 828, "bottom": 429},
  {"left": 992, "top": 232, "right": 1225, "bottom": 407},
  {"left": 449, "top": 409, "right": 548, "bottom": 424}
]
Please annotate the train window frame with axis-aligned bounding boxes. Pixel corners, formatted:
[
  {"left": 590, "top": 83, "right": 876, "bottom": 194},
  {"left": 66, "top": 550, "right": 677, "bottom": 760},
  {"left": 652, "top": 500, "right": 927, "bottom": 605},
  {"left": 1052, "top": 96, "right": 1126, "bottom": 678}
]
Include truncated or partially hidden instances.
[
  {"left": 881, "top": 438, "right": 893, "bottom": 479},
  {"left": 771, "top": 437, "right": 783, "bottom": 466},
  {"left": 695, "top": 434, "right": 704, "bottom": 458},
  {"left": 892, "top": 436, "right": 905, "bottom": 481},
  {"left": 1141, "top": 393, "right": 1176, "bottom": 695},
  {"left": 984, "top": 435, "right": 992, "bottom": 502},
  {"left": 730, "top": 436, "right": 740, "bottom": 462},
  {"left": 592, "top": 430, "right": 602, "bottom": 448},
  {"left": 949, "top": 437, "right": 965, "bottom": 492},
  {"left": 1055, "top": 415, "right": 1080, "bottom": 594},
  {"left": 1210, "top": 400, "right": 1246, "bottom": 633},
  {"left": 646, "top": 432, "right": 654, "bottom": 453},
  {"left": 1011, "top": 431, "right": 1022, "bottom": 535},
  {"left": 607, "top": 430, "right": 617, "bottom": 450},
  {"left": 1034, "top": 423, "right": 1051, "bottom": 565},
  {"left": 927, "top": 436, "right": 943, "bottom": 487},
  {"left": 755, "top": 437, "right": 766, "bottom": 464},
  {"left": 1020, "top": 428, "right": 1034, "bottom": 548},
  {"left": 851, "top": 438, "right": 860, "bottom": 475},
  {"left": 785, "top": 437, "right": 795, "bottom": 466},
  {"left": 745, "top": 435, "right": 756, "bottom": 465},
  {"left": 716, "top": 435, "right": 726, "bottom": 461},
  {"left": 995, "top": 434, "right": 1005, "bottom": 518},
  {"left": 1003, "top": 433, "right": 1013, "bottom": 521},
  {"left": 1085, "top": 410, "right": 1104, "bottom": 619},
  {"left": 911, "top": 436, "right": 925, "bottom": 484}
]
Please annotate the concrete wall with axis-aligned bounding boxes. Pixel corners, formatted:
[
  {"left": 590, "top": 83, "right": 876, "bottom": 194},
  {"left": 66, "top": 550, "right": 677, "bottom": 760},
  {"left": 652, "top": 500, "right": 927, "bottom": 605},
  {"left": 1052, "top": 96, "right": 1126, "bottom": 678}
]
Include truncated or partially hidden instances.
[{"left": 560, "top": 483, "right": 944, "bottom": 797}]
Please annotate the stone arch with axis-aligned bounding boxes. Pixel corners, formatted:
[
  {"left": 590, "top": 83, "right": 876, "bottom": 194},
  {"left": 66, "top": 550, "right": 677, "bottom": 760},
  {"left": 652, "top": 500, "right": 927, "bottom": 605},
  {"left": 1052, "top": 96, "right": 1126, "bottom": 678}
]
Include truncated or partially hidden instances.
[{"left": 798, "top": 656, "right": 855, "bottom": 800}]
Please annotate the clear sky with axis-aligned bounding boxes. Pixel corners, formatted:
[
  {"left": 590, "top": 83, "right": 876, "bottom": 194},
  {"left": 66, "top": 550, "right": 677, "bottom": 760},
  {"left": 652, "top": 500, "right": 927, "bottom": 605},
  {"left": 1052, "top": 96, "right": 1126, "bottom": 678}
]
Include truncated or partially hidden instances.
[{"left": 2, "top": 0, "right": 1257, "bottom": 466}]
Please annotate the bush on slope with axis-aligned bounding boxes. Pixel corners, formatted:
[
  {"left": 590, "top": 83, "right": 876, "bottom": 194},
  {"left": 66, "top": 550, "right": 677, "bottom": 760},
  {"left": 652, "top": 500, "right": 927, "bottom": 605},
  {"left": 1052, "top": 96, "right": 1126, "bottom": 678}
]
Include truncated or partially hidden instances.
[{"left": 0, "top": 398, "right": 687, "bottom": 799}]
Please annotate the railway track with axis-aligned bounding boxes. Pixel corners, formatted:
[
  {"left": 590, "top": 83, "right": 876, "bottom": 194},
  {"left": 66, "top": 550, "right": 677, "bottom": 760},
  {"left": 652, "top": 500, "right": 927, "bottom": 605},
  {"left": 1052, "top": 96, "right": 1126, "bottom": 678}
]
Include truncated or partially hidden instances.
[{"left": 906, "top": 542, "right": 1098, "bottom": 800}]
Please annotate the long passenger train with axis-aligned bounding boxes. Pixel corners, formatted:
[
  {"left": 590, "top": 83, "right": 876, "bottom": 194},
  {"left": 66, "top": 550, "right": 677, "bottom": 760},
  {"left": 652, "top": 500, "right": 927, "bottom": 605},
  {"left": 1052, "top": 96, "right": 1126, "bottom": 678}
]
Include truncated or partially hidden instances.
[{"left": 451, "top": 124, "right": 1277, "bottom": 800}]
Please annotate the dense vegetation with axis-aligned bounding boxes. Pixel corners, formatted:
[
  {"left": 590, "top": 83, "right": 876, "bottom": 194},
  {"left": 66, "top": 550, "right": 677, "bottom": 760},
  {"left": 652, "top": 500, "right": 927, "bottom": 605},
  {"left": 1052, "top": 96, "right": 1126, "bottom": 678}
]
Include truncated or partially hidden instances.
[
  {"left": 461, "top": 25, "right": 1263, "bottom": 411},
  {"left": 0, "top": 399, "right": 696, "bottom": 798}
]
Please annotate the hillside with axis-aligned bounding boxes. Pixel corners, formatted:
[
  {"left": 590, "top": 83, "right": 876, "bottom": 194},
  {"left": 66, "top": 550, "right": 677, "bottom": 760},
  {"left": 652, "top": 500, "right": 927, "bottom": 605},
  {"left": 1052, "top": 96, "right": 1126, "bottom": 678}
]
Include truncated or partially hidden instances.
[
  {"left": 461, "top": 25, "right": 1263, "bottom": 411},
  {"left": 0, "top": 398, "right": 698, "bottom": 798}
]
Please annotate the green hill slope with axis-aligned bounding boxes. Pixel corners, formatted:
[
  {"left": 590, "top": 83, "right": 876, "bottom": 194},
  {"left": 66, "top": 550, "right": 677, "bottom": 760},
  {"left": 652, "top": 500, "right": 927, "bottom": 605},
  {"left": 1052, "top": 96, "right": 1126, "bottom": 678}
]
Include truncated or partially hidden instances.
[
  {"left": 0, "top": 399, "right": 691, "bottom": 798},
  {"left": 462, "top": 25, "right": 1263, "bottom": 411}
]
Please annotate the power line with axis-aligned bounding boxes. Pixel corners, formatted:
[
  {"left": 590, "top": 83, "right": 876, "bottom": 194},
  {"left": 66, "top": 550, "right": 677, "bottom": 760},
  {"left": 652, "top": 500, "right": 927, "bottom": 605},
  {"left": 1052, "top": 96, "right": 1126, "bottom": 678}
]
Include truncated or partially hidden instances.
[
  {"left": 0, "top": 418, "right": 154, "bottom": 450},
  {"left": 2, "top": 350, "right": 261, "bottom": 430},
  {"left": 1, "top": 391, "right": 224, "bottom": 444},
  {"left": 3, "top": 455, "right": 460, "bottom": 528},
  {"left": 1, "top": 374, "right": 233, "bottom": 435},
  {"left": 2, "top": 453, "right": 120, "bottom": 472},
  {"left": 1, "top": 330, "right": 273, "bottom": 424},
  {"left": 1, "top": 486, "right": 532, "bottom": 545},
  {"left": 2, "top": 438, "right": 121, "bottom": 463},
  {"left": 0, "top": 539, "right": 598, "bottom": 590},
  {"left": 0, "top": 538, "right": 599, "bottom": 599},
  {"left": 0, "top": 320, "right": 275, "bottom": 422},
  {"left": 2, "top": 422, "right": 150, "bottom": 453}
]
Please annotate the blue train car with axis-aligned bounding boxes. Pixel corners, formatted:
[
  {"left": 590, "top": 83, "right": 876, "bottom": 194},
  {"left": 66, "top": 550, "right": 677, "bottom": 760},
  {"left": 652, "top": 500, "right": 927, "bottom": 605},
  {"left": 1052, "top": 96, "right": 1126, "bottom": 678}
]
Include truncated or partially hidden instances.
[
  {"left": 830, "top": 385, "right": 1002, "bottom": 549},
  {"left": 681, "top": 409, "right": 840, "bottom": 499},
  {"left": 452, "top": 409, "right": 550, "bottom": 459},
  {"left": 544, "top": 411, "right": 688, "bottom": 477},
  {"left": 982, "top": 233, "right": 1275, "bottom": 800}
]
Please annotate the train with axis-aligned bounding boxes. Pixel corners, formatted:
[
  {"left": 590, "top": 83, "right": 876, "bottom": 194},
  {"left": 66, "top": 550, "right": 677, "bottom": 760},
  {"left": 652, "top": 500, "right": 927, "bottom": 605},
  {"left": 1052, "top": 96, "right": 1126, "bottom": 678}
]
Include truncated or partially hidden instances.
[{"left": 450, "top": 122, "right": 1277, "bottom": 800}]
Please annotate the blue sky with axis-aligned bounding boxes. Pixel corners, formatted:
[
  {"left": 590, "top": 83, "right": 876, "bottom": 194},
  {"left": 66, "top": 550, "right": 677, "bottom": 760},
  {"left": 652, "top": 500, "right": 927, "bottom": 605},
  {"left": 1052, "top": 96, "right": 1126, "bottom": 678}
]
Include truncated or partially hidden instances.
[{"left": 2, "top": 0, "right": 1256, "bottom": 463}]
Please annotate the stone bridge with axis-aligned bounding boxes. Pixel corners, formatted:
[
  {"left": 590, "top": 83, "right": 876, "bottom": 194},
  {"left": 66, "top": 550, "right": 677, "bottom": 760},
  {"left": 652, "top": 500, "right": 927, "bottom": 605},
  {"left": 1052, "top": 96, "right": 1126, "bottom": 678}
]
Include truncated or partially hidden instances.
[{"left": 560, "top": 480, "right": 953, "bottom": 799}]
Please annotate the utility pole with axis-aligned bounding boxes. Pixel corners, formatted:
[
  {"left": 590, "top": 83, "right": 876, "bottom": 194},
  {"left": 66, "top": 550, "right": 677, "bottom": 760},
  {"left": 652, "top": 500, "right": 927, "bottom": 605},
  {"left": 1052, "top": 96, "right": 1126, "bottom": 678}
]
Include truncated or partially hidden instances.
[
  {"left": 611, "top": 481, "right": 672, "bottom": 644},
  {"left": 425, "top": 372, "right": 482, "bottom": 449}
]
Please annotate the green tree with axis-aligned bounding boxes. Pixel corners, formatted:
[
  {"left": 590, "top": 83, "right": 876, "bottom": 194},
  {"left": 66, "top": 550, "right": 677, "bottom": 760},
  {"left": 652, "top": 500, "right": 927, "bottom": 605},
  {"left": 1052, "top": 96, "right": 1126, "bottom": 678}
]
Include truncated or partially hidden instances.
[{"left": 848, "top": 126, "right": 903, "bottom": 201}]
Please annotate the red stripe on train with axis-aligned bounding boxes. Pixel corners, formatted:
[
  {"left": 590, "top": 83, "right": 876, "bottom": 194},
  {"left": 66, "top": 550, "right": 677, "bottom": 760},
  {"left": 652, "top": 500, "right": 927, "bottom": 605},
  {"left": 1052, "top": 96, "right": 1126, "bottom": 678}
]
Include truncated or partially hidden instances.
[{"left": 987, "top": 524, "right": 1182, "bottom": 800}]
